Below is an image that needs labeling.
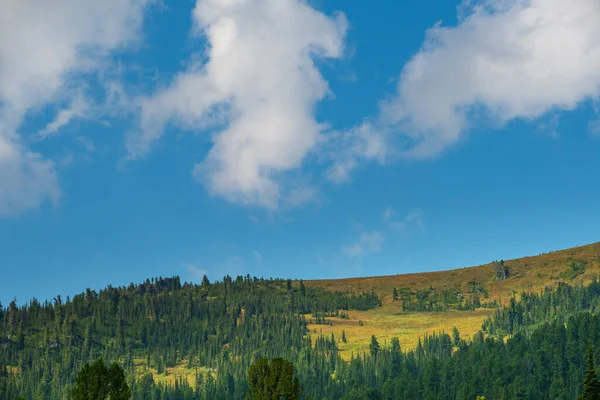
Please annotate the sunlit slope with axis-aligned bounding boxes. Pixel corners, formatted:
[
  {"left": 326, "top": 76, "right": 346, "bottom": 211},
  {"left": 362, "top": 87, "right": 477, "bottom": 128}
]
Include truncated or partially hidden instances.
[{"left": 305, "top": 241, "right": 600, "bottom": 358}]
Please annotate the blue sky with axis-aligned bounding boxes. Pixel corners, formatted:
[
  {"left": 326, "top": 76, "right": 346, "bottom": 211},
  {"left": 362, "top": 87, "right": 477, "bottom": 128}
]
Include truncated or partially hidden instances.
[{"left": 1, "top": 0, "right": 600, "bottom": 305}]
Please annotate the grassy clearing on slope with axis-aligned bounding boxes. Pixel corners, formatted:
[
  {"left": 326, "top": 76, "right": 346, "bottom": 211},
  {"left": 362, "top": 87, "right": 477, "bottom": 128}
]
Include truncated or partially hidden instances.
[
  {"left": 307, "top": 307, "right": 494, "bottom": 359},
  {"left": 132, "top": 357, "right": 213, "bottom": 388}
]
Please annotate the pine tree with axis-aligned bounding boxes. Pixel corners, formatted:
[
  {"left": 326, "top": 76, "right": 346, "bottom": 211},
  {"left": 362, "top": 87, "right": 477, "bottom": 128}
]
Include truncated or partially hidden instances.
[
  {"left": 581, "top": 346, "right": 600, "bottom": 400},
  {"left": 8, "top": 300, "right": 17, "bottom": 333},
  {"left": 71, "top": 358, "right": 131, "bottom": 400},
  {"left": 369, "top": 335, "right": 380, "bottom": 358},
  {"left": 107, "top": 362, "right": 131, "bottom": 400},
  {"left": 452, "top": 327, "right": 461, "bottom": 346},
  {"left": 201, "top": 275, "right": 210, "bottom": 287}
]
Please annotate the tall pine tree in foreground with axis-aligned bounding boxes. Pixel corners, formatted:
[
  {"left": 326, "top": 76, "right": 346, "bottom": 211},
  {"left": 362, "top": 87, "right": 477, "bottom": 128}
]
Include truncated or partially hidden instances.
[
  {"left": 581, "top": 346, "right": 600, "bottom": 400},
  {"left": 71, "top": 358, "right": 131, "bottom": 400}
]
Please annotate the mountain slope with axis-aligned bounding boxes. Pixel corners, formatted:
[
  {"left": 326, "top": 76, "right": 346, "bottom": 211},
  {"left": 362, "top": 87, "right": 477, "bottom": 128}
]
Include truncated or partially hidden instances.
[
  {"left": 305, "top": 241, "right": 600, "bottom": 357},
  {"left": 2, "top": 241, "right": 600, "bottom": 399}
]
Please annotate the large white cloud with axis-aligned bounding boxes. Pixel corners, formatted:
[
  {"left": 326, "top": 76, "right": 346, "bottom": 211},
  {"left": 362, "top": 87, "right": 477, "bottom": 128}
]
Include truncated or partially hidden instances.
[
  {"left": 131, "top": 0, "right": 347, "bottom": 209},
  {"left": 0, "top": 0, "right": 152, "bottom": 217},
  {"left": 382, "top": 0, "right": 600, "bottom": 158}
]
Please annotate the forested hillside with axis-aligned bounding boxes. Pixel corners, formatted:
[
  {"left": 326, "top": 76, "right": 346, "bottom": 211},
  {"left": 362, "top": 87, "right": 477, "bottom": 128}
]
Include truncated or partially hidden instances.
[
  {"left": 0, "top": 276, "right": 380, "bottom": 399},
  {"left": 3, "top": 244, "right": 600, "bottom": 399}
]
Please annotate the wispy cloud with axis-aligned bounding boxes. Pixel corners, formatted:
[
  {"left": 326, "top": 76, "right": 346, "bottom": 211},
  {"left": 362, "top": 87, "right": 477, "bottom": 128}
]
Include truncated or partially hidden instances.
[
  {"left": 0, "top": 0, "right": 153, "bottom": 217},
  {"left": 341, "top": 207, "right": 423, "bottom": 259},
  {"left": 324, "top": 122, "right": 390, "bottom": 184},
  {"left": 185, "top": 264, "right": 208, "bottom": 279},
  {"left": 253, "top": 250, "right": 263, "bottom": 265},
  {"left": 342, "top": 231, "right": 384, "bottom": 258},
  {"left": 589, "top": 119, "right": 600, "bottom": 136},
  {"left": 385, "top": 208, "right": 425, "bottom": 231},
  {"left": 36, "top": 94, "right": 89, "bottom": 139},
  {"left": 382, "top": 207, "right": 395, "bottom": 222},
  {"left": 77, "top": 137, "right": 96, "bottom": 153}
]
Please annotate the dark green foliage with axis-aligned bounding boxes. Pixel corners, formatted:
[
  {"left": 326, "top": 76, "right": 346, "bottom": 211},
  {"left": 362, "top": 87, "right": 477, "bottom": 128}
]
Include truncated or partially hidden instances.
[
  {"left": 3, "top": 274, "right": 600, "bottom": 399},
  {"left": 8, "top": 300, "right": 17, "bottom": 333},
  {"left": 581, "top": 346, "right": 600, "bottom": 400},
  {"left": 71, "top": 358, "right": 130, "bottom": 400},
  {"left": 247, "top": 357, "right": 301, "bottom": 400},
  {"left": 201, "top": 275, "right": 210, "bottom": 287},
  {"left": 400, "top": 285, "right": 497, "bottom": 312},
  {"left": 451, "top": 327, "right": 460, "bottom": 346},
  {"left": 0, "top": 275, "right": 379, "bottom": 399},
  {"left": 369, "top": 336, "right": 380, "bottom": 358},
  {"left": 483, "top": 277, "right": 600, "bottom": 336},
  {"left": 560, "top": 258, "right": 588, "bottom": 280}
]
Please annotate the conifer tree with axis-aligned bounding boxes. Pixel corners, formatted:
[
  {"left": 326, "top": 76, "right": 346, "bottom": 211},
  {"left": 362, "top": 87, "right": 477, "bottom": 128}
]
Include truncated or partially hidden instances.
[
  {"left": 370, "top": 335, "right": 380, "bottom": 358},
  {"left": 71, "top": 358, "right": 130, "bottom": 400},
  {"left": 452, "top": 327, "right": 461, "bottom": 346},
  {"left": 581, "top": 346, "right": 600, "bottom": 400},
  {"left": 8, "top": 300, "right": 17, "bottom": 333}
]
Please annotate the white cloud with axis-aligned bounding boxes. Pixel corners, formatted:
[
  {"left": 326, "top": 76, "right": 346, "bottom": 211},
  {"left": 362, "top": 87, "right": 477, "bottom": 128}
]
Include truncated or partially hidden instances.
[
  {"left": 388, "top": 208, "right": 425, "bottom": 231},
  {"left": 342, "top": 231, "right": 384, "bottom": 257},
  {"left": 0, "top": 135, "right": 61, "bottom": 218},
  {"left": 339, "top": 208, "right": 422, "bottom": 260},
  {"left": 324, "top": 122, "right": 389, "bottom": 183},
  {"left": 381, "top": 0, "right": 600, "bottom": 158},
  {"left": 130, "top": 0, "right": 347, "bottom": 209},
  {"left": 186, "top": 264, "right": 209, "bottom": 278},
  {"left": 0, "top": 0, "right": 152, "bottom": 217},
  {"left": 36, "top": 94, "right": 90, "bottom": 139}
]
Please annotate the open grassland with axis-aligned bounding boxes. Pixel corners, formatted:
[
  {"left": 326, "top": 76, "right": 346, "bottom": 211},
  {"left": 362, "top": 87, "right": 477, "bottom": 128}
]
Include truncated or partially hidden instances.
[
  {"left": 306, "top": 241, "right": 600, "bottom": 356},
  {"left": 307, "top": 307, "right": 494, "bottom": 360}
]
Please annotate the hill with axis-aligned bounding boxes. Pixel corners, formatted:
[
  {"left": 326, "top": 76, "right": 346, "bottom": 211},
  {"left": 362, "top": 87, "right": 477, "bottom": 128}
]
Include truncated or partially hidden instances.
[
  {"left": 305, "top": 241, "right": 600, "bottom": 358},
  {"left": 2, "top": 241, "right": 600, "bottom": 399}
]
